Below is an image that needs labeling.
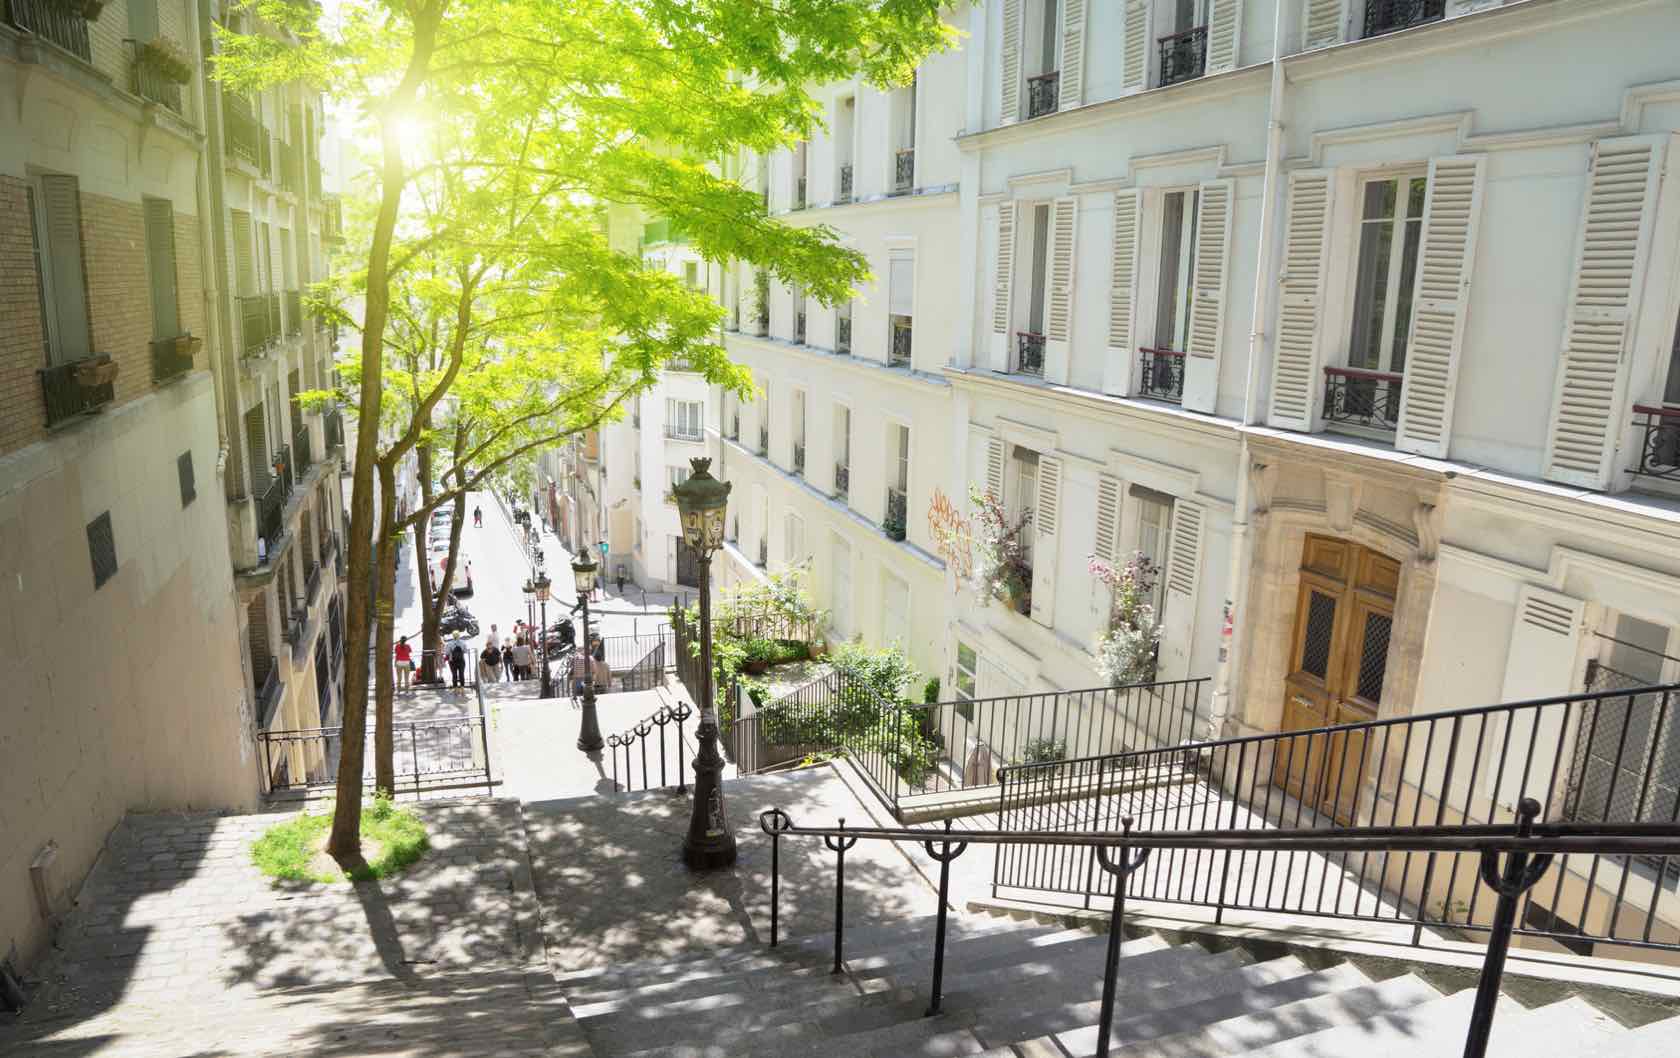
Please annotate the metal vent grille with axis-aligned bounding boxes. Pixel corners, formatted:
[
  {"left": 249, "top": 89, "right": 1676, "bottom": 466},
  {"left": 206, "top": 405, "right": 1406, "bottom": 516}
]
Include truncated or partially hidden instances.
[
  {"left": 1299, "top": 590, "right": 1336, "bottom": 679},
  {"left": 1356, "top": 611, "right": 1392, "bottom": 702},
  {"left": 87, "top": 511, "right": 116, "bottom": 589}
]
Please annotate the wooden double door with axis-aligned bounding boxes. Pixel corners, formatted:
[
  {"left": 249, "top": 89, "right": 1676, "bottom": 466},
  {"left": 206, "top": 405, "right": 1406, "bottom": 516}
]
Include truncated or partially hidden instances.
[{"left": 1275, "top": 536, "right": 1400, "bottom": 824}]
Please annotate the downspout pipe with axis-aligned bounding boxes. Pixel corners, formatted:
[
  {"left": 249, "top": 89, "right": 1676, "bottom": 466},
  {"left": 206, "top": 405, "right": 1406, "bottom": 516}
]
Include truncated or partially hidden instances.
[
  {"left": 195, "top": 0, "right": 243, "bottom": 499},
  {"left": 1209, "top": 1, "right": 1290, "bottom": 739}
]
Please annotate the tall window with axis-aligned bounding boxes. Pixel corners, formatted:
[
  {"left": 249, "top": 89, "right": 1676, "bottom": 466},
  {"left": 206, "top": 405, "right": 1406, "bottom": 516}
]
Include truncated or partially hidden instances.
[
  {"left": 666, "top": 464, "right": 691, "bottom": 498},
  {"left": 1348, "top": 174, "right": 1427, "bottom": 375},
  {"left": 882, "top": 571, "right": 910, "bottom": 646},
  {"left": 29, "top": 173, "right": 92, "bottom": 364},
  {"left": 834, "top": 405, "right": 852, "bottom": 498},
  {"left": 1028, "top": 203, "right": 1051, "bottom": 336},
  {"left": 1133, "top": 486, "right": 1174, "bottom": 613},
  {"left": 954, "top": 641, "right": 978, "bottom": 721},
  {"left": 784, "top": 512, "right": 806, "bottom": 566},
  {"left": 1154, "top": 189, "right": 1201, "bottom": 351},
  {"left": 893, "top": 424, "right": 911, "bottom": 493},
  {"left": 1007, "top": 445, "right": 1039, "bottom": 538},
  {"left": 142, "top": 197, "right": 180, "bottom": 341},
  {"left": 667, "top": 399, "right": 703, "bottom": 440}
]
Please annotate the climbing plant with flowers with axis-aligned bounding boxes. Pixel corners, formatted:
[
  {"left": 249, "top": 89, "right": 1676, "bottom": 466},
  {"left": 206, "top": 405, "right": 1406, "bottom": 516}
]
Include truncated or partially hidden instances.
[{"left": 1089, "top": 551, "right": 1161, "bottom": 685}]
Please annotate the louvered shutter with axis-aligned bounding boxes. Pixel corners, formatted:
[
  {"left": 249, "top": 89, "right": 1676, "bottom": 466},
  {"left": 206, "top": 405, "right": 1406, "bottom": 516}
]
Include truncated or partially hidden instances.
[
  {"left": 1206, "top": 0, "right": 1243, "bottom": 74},
  {"left": 143, "top": 198, "right": 180, "bottom": 341},
  {"left": 128, "top": 0, "right": 158, "bottom": 41},
  {"left": 1105, "top": 190, "right": 1142, "bottom": 396},
  {"left": 1303, "top": 0, "right": 1346, "bottom": 49},
  {"left": 1122, "top": 1, "right": 1151, "bottom": 94},
  {"left": 1093, "top": 473, "right": 1122, "bottom": 565},
  {"left": 1158, "top": 500, "right": 1205, "bottom": 682},
  {"left": 1044, "top": 196, "right": 1078, "bottom": 384},
  {"left": 1183, "top": 180, "right": 1234, "bottom": 413},
  {"left": 889, "top": 252, "right": 915, "bottom": 317},
  {"left": 1543, "top": 137, "right": 1666, "bottom": 489},
  {"left": 1267, "top": 170, "right": 1334, "bottom": 430},
  {"left": 1030, "top": 456, "right": 1063, "bottom": 628},
  {"left": 991, "top": 203, "right": 1018, "bottom": 370},
  {"left": 39, "top": 174, "right": 91, "bottom": 364},
  {"left": 1001, "top": 0, "right": 1023, "bottom": 125},
  {"left": 231, "top": 213, "right": 253, "bottom": 296},
  {"left": 1491, "top": 587, "right": 1584, "bottom": 812},
  {"left": 984, "top": 436, "right": 1006, "bottom": 502},
  {"left": 1395, "top": 156, "right": 1485, "bottom": 458},
  {"left": 1060, "top": 0, "right": 1086, "bottom": 112}
]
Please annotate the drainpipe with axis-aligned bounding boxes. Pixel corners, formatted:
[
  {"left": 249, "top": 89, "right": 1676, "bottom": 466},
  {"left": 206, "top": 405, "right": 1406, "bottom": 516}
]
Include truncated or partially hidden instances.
[
  {"left": 1209, "top": 0, "right": 1290, "bottom": 740},
  {"left": 195, "top": 0, "right": 242, "bottom": 498}
]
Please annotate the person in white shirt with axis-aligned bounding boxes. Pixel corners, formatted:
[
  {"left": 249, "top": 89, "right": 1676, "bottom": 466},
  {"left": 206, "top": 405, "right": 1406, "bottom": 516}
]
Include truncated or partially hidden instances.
[{"left": 486, "top": 624, "right": 500, "bottom": 650}]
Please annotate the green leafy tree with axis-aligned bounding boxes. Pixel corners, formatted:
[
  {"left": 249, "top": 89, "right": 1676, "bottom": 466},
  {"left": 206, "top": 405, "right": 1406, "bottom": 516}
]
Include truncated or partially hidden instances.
[{"left": 217, "top": 0, "right": 956, "bottom": 866}]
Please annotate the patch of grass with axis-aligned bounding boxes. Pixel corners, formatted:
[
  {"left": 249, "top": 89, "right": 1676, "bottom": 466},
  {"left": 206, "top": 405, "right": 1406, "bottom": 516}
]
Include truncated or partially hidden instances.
[{"left": 251, "top": 795, "right": 430, "bottom": 883}]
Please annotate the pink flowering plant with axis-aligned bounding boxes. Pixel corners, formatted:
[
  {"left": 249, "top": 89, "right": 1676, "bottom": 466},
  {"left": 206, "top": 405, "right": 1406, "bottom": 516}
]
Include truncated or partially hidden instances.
[
  {"left": 1089, "top": 551, "right": 1161, "bottom": 685},
  {"left": 968, "top": 486, "right": 1034, "bottom": 610}
]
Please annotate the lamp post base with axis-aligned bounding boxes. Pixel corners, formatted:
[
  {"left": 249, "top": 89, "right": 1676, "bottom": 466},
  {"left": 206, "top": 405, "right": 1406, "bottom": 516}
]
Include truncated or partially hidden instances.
[
  {"left": 577, "top": 707, "right": 604, "bottom": 753},
  {"left": 682, "top": 831, "right": 738, "bottom": 870}
]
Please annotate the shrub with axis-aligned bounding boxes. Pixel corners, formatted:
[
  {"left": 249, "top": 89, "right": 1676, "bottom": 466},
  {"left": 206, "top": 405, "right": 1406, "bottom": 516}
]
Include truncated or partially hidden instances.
[
  {"left": 1017, "top": 737, "right": 1068, "bottom": 765},
  {"left": 922, "top": 676, "right": 941, "bottom": 704}
]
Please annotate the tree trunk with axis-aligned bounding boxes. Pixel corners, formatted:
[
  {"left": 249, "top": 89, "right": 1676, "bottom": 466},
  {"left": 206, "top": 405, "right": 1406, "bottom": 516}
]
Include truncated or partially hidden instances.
[
  {"left": 326, "top": 2, "right": 444, "bottom": 863},
  {"left": 374, "top": 459, "right": 401, "bottom": 796}
]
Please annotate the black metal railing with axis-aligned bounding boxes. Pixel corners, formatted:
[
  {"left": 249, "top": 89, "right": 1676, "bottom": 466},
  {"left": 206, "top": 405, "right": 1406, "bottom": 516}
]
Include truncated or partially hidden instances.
[
  {"left": 5, "top": 0, "right": 91, "bottom": 62},
  {"left": 256, "top": 473, "right": 286, "bottom": 558},
  {"left": 259, "top": 714, "right": 493, "bottom": 797},
  {"left": 663, "top": 424, "right": 703, "bottom": 442},
  {"left": 256, "top": 665, "right": 283, "bottom": 727},
  {"left": 271, "top": 443, "right": 295, "bottom": 499},
  {"left": 794, "top": 310, "right": 806, "bottom": 344},
  {"left": 1026, "top": 71, "right": 1060, "bottom": 118},
  {"left": 836, "top": 315, "right": 852, "bottom": 354},
  {"left": 223, "top": 96, "right": 270, "bottom": 175},
  {"left": 1015, "top": 331, "right": 1046, "bottom": 376},
  {"left": 994, "top": 682, "right": 1680, "bottom": 957},
  {"left": 305, "top": 559, "right": 322, "bottom": 605},
  {"left": 1157, "top": 25, "right": 1208, "bottom": 87},
  {"left": 239, "top": 293, "right": 279, "bottom": 356},
  {"left": 1629, "top": 405, "right": 1680, "bottom": 480},
  {"left": 284, "top": 289, "right": 302, "bottom": 335},
  {"left": 605, "top": 702, "right": 692, "bottom": 793},
  {"left": 838, "top": 163, "right": 853, "bottom": 203},
  {"left": 1323, "top": 365, "right": 1402, "bottom": 433},
  {"left": 292, "top": 423, "right": 313, "bottom": 472},
  {"left": 890, "top": 316, "right": 913, "bottom": 367},
  {"left": 758, "top": 538, "right": 768, "bottom": 566},
  {"left": 323, "top": 406, "right": 344, "bottom": 452},
  {"left": 792, "top": 442, "right": 805, "bottom": 477},
  {"left": 884, "top": 486, "right": 907, "bottom": 542},
  {"left": 795, "top": 176, "right": 807, "bottom": 210},
  {"left": 834, "top": 463, "right": 849, "bottom": 499},
  {"left": 759, "top": 804, "right": 1680, "bottom": 1058},
  {"left": 895, "top": 148, "right": 915, "bottom": 193},
  {"left": 1364, "top": 0, "right": 1446, "bottom": 37},
  {"left": 130, "top": 52, "right": 183, "bottom": 113},
  {"left": 151, "top": 336, "right": 195, "bottom": 384},
  {"left": 1137, "top": 346, "right": 1185, "bottom": 403},
  {"left": 555, "top": 629, "right": 674, "bottom": 694},
  {"left": 758, "top": 424, "right": 769, "bottom": 455},
  {"left": 40, "top": 358, "right": 115, "bottom": 428}
]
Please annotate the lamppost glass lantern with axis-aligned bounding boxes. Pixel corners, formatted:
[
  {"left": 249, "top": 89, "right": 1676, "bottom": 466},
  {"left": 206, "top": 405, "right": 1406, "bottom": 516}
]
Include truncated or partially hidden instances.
[
  {"left": 571, "top": 553, "right": 599, "bottom": 595},
  {"left": 533, "top": 571, "right": 551, "bottom": 603},
  {"left": 672, "top": 458, "right": 732, "bottom": 556}
]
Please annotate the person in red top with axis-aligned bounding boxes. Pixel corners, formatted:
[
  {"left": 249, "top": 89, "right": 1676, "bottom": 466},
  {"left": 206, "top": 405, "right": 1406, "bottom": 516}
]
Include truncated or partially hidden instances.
[{"left": 394, "top": 636, "right": 414, "bottom": 693}]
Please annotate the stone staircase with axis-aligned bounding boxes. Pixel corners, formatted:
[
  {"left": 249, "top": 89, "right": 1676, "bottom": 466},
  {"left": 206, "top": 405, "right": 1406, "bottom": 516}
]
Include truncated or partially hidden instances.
[{"left": 559, "top": 912, "right": 1680, "bottom": 1058}]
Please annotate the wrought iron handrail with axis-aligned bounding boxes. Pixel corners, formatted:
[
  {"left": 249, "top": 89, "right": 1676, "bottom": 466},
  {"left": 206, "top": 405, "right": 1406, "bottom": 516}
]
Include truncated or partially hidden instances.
[
  {"left": 1322, "top": 364, "right": 1402, "bottom": 433},
  {"left": 259, "top": 713, "right": 493, "bottom": 797},
  {"left": 256, "top": 473, "right": 286, "bottom": 558},
  {"left": 1364, "top": 0, "right": 1446, "bottom": 38},
  {"left": 1629, "top": 404, "right": 1680, "bottom": 480},
  {"left": 151, "top": 335, "right": 195, "bottom": 384},
  {"left": 894, "top": 148, "right": 915, "bottom": 193},
  {"left": 605, "top": 702, "right": 693, "bottom": 793},
  {"left": 1026, "top": 71, "right": 1060, "bottom": 119},
  {"left": 1157, "top": 24, "right": 1208, "bottom": 87},
  {"left": 1137, "top": 346, "right": 1185, "bottom": 402},
  {"left": 239, "top": 293, "right": 277, "bottom": 356},
  {"left": 130, "top": 48, "right": 183, "bottom": 113},
  {"left": 760, "top": 802, "right": 1680, "bottom": 1058},
  {"left": 1015, "top": 331, "right": 1047, "bottom": 376}
]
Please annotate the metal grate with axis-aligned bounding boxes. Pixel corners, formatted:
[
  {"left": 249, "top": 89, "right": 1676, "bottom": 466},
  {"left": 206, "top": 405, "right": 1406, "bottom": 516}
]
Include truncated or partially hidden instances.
[
  {"left": 1299, "top": 590, "right": 1337, "bottom": 679},
  {"left": 87, "top": 511, "right": 116, "bottom": 589},
  {"left": 1573, "top": 660, "right": 1680, "bottom": 885},
  {"left": 1356, "top": 611, "right": 1392, "bottom": 702},
  {"left": 178, "top": 451, "right": 196, "bottom": 506}
]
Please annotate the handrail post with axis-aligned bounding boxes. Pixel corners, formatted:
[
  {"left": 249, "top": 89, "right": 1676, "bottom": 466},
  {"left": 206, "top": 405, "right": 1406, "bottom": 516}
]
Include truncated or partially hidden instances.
[
  {"left": 1462, "top": 798, "right": 1552, "bottom": 1058},
  {"left": 1093, "top": 819, "right": 1151, "bottom": 1058},
  {"left": 761, "top": 809, "right": 791, "bottom": 947},
  {"left": 823, "top": 818, "right": 859, "bottom": 975},
  {"left": 922, "top": 820, "right": 970, "bottom": 1016}
]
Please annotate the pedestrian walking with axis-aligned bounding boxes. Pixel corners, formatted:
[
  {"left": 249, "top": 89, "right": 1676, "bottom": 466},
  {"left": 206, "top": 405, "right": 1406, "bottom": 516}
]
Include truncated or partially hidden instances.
[
  {"left": 569, "top": 647, "right": 590, "bottom": 697},
  {"left": 513, "top": 638, "right": 534, "bottom": 680},
  {"left": 473, "top": 504, "right": 483, "bottom": 528},
  {"left": 448, "top": 638, "right": 468, "bottom": 688},
  {"left": 487, "top": 623, "right": 500, "bottom": 650},
  {"left": 479, "top": 643, "right": 501, "bottom": 684},
  {"left": 499, "top": 642, "right": 515, "bottom": 682},
  {"left": 394, "top": 637, "right": 414, "bottom": 693}
]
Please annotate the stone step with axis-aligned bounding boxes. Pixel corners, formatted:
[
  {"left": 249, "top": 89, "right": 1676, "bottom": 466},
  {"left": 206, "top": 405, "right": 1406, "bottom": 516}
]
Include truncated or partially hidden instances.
[
  {"left": 908, "top": 939, "right": 1213, "bottom": 1020},
  {"left": 1576, "top": 1013, "right": 1680, "bottom": 1058},
  {"left": 616, "top": 995, "right": 988, "bottom": 1058},
  {"left": 851, "top": 931, "right": 1170, "bottom": 995},
  {"left": 1222, "top": 987, "right": 1493, "bottom": 1058},
  {"left": 1486, "top": 997, "right": 1621, "bottom": 1058},
  {"left": 1101, "top": 962, "right": 1374, "bottom": 1050}
]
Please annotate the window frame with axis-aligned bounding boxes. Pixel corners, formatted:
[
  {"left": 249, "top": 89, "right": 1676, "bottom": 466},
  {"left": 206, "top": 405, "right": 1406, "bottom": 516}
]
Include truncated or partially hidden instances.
[
  {"left": 1132, "top": 486, "right": 1174, "bottom": 615},
  {"left": 1344, "top": 169, "right": 1429, "bottom": 376},
  {"left": 954, "top": 640, "right": 978, "bottom": 721},
  {"left": 667, "top": 398, "right": 704, "bottom": 440},
  {"left": 1152, "top": 186, "right": 1201, "bottom": 354}
]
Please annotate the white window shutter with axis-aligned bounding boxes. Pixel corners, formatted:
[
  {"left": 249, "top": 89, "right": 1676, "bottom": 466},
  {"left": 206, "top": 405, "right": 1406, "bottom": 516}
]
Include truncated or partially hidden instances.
[
  {"left": 888, "top": 252, "right": 915, "bottom": 317},
  {"left": 1158, "top": 500, "right": 1205, "bottom": 682},
  {"left": 984, "top": 436, "right": 1006, "bottom": 502},
  {"left": 1183, "top": 179, "right": 1234, "bottom": 413},
  {"left": 1206, "top": 0, "right": 1243, "bottom": 74},
  {"left": 1302, "top": 0, "right": 1347, "bottom": 49},
  {"left": 1060, "top": 0, "right": 1086, "bottom": 112},
  {"left": 1001, "top": 0, "right": 1023, "bottom": 125},
  {"left": 1490, "top": 586, "right": 1584, "bottom": 812},
  {"left": 1267, "top": 170, "right": 1334, "bottom": 431},
  {"left": 1395, "top": 156, "right": 1486, "bottom": 459},
  {"left": 1044, "top": 196, "right": 1078, "bottom": 383},
  {"left": 1030, "top": 455, "right": 1063, "bottom": 628},
  {"left": 145, "top": 199, "right": 180, "bottom": 342},
  {"left": 1105, "top": 190, "right": 1142, "bottom": 396},
  {"left": 1121, "top": 1, "right": 1151, "bottom": 95},
  {"left": 39, "top": 174, "right": 92, "bottom": 363},
  {"left": 1093, "top": 473, "right": 1121, "bottom": 565},
  {"left": 990, "top": 203, "right": 1018, "bottom": 370},
  {"left": 1543, "top": 137, "right": 1666, "bottom": 489}
]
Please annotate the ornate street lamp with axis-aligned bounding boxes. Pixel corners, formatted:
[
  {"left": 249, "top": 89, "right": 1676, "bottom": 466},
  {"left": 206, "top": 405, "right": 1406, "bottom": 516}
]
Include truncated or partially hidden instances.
[
  {"left": 672, "top": 457, "right": 735, "bottom": 869},
  {"left": 534, "top": 569, "right": 554, "bottom": 699},
  {"left": 573, "top": 552, "right": 604, "bottom": 753}
]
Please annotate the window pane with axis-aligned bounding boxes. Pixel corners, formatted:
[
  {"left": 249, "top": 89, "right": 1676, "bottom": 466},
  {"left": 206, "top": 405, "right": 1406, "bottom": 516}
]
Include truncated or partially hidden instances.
[
  {"left": 1406, "top": 176, "right": 1428, "bottom": 220},
  {"left": 1029, "top": 204, "right": 1050, "bottom": 333},
  {"left": 1362, "top": 178, "right": 1397, "bottom": 221},
  {"left": 1156, "top": 192, "right": 1186, "bottom": 348},
  {"left": 1349, "top": 213, "right": 1394, "bottom": 369},
  {"left": 1390, "top": 210, "right": 1424, "bottom": 373}
]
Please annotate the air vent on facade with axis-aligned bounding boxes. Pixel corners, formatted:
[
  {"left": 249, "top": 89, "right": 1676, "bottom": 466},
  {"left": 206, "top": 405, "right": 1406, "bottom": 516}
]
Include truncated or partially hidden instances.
[
  {"left": 1521, "top": 594, "right": 1575, "bottom": 636},
  {"left": 178, "top": 451, "right": 196, "bottom": 506},
  {"left": 87, "top": 511, "right": 116, "bottom": 589}
]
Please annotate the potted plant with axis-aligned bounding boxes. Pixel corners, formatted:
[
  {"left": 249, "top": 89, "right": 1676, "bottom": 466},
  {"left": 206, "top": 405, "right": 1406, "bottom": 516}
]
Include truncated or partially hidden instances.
[
  {"left": 173, "top": 333, "right": 203, "bottom": 357},
  {"left": 73, "top": 354, "right": 119, "bottom": 387},
  {"left": 1090, "top": 552, "right": 1162, "bottom": 686},
  {"left": 137, "top": 37, "right": 193, "bottom": 85},
  {"left": 967, "top": 486, "right": 1034, "bottom": 612}
]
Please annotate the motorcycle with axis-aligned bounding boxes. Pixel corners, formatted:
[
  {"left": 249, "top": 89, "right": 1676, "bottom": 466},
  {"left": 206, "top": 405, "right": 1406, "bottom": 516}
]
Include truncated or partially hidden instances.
[{"left": 440, "top": 605, "right": 480, "bottom": 637}]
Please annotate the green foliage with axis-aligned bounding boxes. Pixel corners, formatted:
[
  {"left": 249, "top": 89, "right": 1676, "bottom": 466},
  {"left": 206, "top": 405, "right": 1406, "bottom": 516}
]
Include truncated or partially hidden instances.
[
  {"left": 1016, "top": 737, "right": 1068, "bottom": 766},
  {"left": 831, "top": 642, "right": 919, "bottom": 708},
  {"left": 922, "top": 676, "right": 941, "bottom": 704},
  {"left": 251, "top": 797, "right": 429, "bottom": 883}
]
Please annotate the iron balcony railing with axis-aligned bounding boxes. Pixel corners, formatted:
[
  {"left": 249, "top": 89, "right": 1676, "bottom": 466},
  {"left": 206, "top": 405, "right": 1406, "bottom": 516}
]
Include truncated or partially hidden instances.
[
  {"left": 894, "top": 148, "right": 915, "bottom": 193},
  {"left": 792, "top": 442, "right": 805, "bottom": 477},
  {"left": 794, "top": 310, "right": 806, "bottom": 344},
  {"left": 151, "top": 336, "right": 194, "bottom": 384},
  {"left": 758, "top": 424, "right": 769, "bottom": 455},
  {"left": 130, "top": 50, "right": 183, "bottom": 113},
  {"left": 256, "top": 473, "right": 286, "bottom": 558},
  {"left": 284, "top": 290, "right": 302, "bottom": 335},
  {"left": 239, "top": 293, "right": 279, "bottom": 356},
  {"left": 322, "top": 194, "right": 345, "bottom": 242},
  {"left": 223, "top": 95, "right": 270, "bottom": 175},
  {"left": 1365, "top": 0, "right": 1446, "bottom": 37},
  {"left": 758, "top": 805, "right": 1680, "bottom": 1058},
  {"left": 40, "top": 357, "right": 115, "bottom": 428},
  {"left": 1026, "top": 71, "right": 1060, "bottom": 119},
  {"left": 663, "top": 425, "right": 703, "bottom": 443},
  {"left": 795, "top": 176, "right": 807, "bottom": 210},
  {"left": 1137, "top": 346, "right": 1185, "bottom": 403},
  {"left": 889, "top": 316, "right": 913, "bottom": 367},
  {"left": 1158, "top": 25, "right": 1208, "bottom": 87},
  {"left": 305, "top": 559, "right": 322, "bottom": 605},
  {"left": 757, "top": 538, "right": 768, "bottom": 566},
  {"left": 5, "top": 0, "right": 90, "bottom": 62},
  {"left": 292, "top": 423, "right": 313, "bottom": 472},
  {"left": 272, "top": 443, "right": 294, "bottom": 500},
  {"left": 1629, "top": 404, "right": 1680, "bottom": 480},
  {"left": 836, "top": 315, "right": 852, "bottom": 355},
  {"left": 605, "top": 702, "right": 692, "bottom": 794},
  {"left": 834, "top": 463, "right": 849, "bottom": 499},
  {"left": 884, "top": 486, "right": 907, "bottom": 541},
  {"left": 323, "top": 406, "right": 344, "bottom": 452},
  {"left": 837, "top": 163, "right": 853, "bottom": 203},
  {"left": 1323, "top": 365, "right": 1403, "bottom": 433},
  {"left": 1015, "top": 331, "right": 1047, "bottom": 377},
  {"left": 256, "top": 665, "right": 283, "bottom": 727}
]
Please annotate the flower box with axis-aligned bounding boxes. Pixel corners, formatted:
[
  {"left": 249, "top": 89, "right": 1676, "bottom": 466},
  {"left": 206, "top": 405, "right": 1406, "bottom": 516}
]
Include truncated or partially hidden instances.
[
  {"left": 137, "top": 37, "right": 193, "bottom": 85},
  {"left": 74, "top": 355, "right": 119, "bottom": 387}
]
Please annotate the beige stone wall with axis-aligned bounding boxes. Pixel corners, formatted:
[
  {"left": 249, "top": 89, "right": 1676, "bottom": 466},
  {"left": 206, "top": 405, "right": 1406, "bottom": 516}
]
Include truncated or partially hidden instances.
[
  {"left": 0, "top": 175, "right": 48, "bottom": 457},
  {"left": 0, "top": 373, "right": 259, "bottom": 973}
]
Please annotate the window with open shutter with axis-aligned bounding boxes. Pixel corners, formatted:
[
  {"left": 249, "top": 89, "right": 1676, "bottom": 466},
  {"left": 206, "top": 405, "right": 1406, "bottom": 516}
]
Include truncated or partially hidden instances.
[
  {"left": 35, "top": 174, "right": 91, "bottom": 365},
  {"left": 1544, "top": 137, "right": 1666, "bottom": 489},
  {"left": 889, "top": 251, "right": 915, "bottom": 319},
  {"left": 1044, "top": 196, "right": 1077, "bottom": 381},
  {"left": 1206, "top": 0, "right": 1242, "bottom": 74},
  {"left": 1093, "top": 473, "right": 1121, "bottom": 565},
  {"left": 985, "top": 436, "right": 1006, "bottom": 501},
  {"left": 1122, "top": 1, "right": 1150, "bottom": 94},
  {"left": 1303, "top": 0, "right": 1346, "bottom": 49},
  {"left": 1491, "top": 586, "right": 1584, "bottom": 811},
  {"left": 1268, "top": 170, "right": 1333, "bottom": 430},
  {"left": 143, "top": 197, "right": 180, "bottom": 341},
  {"left": 991, "top": 203, "right": 1018, "bottom": 369},
  {"left": 1106, "top": 191, "right": 1141, "bottom": 394},
  {"left": 1001, "top": 0, "right": 1023, "bottom": 125},
  {"left": 1030, "top": 455, "right": 1063, "bottom": 627},
  {"left": 1395, "top": 156, "right": 1485, "bottom": 458},
  {"left": 1158, "top": 500, "right": 1205, "bottom": 681},
  {"left": 1060, "top": 0, "right": 1086, "bottom": 111},
  {"left": 1184, "top": 179, "right": 1234, "bottom": 413}
]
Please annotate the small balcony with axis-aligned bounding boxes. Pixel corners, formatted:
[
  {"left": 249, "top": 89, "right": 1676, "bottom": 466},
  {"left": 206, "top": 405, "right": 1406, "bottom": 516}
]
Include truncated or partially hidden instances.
[
  {"left": 293, "top": 423, "right": 313, "bottom": 472},
  {"left": 837, "top": 316, "right": 852, "bottom": 355},
  {"left": 151, "top": 334, "right": 198, "bottom": 385},
  {"left": 1630, "top": 406, "right": 1680, "bottom": 482},
  {"left": 223, "top": 96, "right": 271, "bottom": 176},
  {"left": 1015, "top": 332, "right": 1046, "bottom": 377},
  {"left": 5, "top": 0, "right": 90, "bottom": 63},
  {"left": 239, "top": 293, "right": 280, "bottom": 357},
  {"left": 306, "top": 559, "right": 323, "bottom": 605},
  {"left": 890, "top": 315, "right": 913, "bottom": 368},
  {"left": 1364, "top": 0, "right": 1445, "bottom": 38},
  {"left": 256, "top": 474, "right": 286, "bottom": 559},
  {"left": 40, "top": 356, "right": 116, "bottom": 428},
  {"left": 895, "top": 149, "right": 915, "bottom": 193},
  {"left": 795, "top": 177, "right": 807, "bottom": 210},
  {"left": 794, "top": 310, "right": 807, "bottom": 344},
  {"left": 1322, "top": 366, "right": 1403, "bottom": 436},
  {"left": 884, "top": 486, "right": 908, "bottom": 542},
  {"left": 284, "top": 289, "right": 303, "bottom": 336},
  {"left": 1158, "top": 25, "right": 1208, "bottom": 87},
  {"left": 834, "top": 463, "right": 849, "bottom": 500},
  {"left": 272, "top": 443, "right": 295, "bottom": 500},
  {"left": 758, "top": 538, "right": 768, "bottom": 567},
  {"left": 322, "top": 194, "right": 345, "bottom": 243},
  {"left": 1026, "top": 71, "right": 1060, "bottom": 119},
  {"left": 279, "top": 142, "right": 303, "bottom": 195},
  {"left": 129, "top": 47, "right": 183, "bottom": 114},
  {"left": 758, "top": 425, "right": 769, "bottom": 456},
  {"left": 1137, "top": 347, "right": 1185, "bottom": 404},
  {"left": 323, "top": 406, "right": 344, "bottom": 452},
  {"left": 664, "top": 425, "right": 703, "bottom": 443},
  {"left": 838, "top": 163, "right": 853, "bottom": 203},
  {"left": 792, "top": 442, "right": 805, "bottom": 477}
]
